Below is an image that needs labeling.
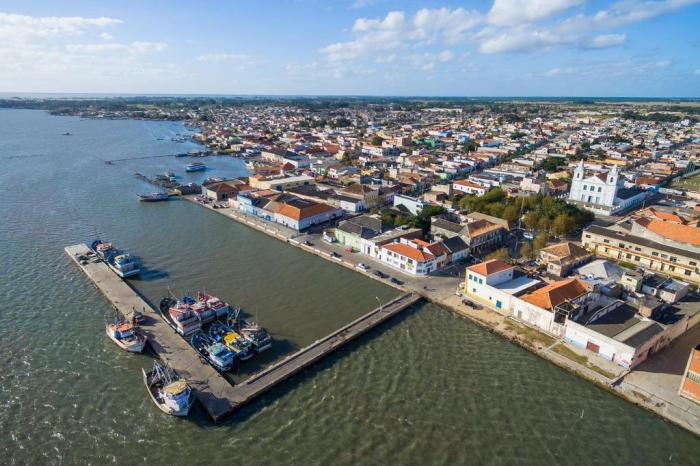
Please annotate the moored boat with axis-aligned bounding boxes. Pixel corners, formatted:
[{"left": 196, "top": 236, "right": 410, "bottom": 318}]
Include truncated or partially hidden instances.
[
  {"left": 105, "top": 319, "right": 147, "bottom": 353},
  {"left": 191, "top": 332, "right": 235, "bottom": 372},
  {"left": 183, "top": 295, "right": 217, "bottom": 324},
  {"left": 185, "top": 162, "right": 206, "bottom": 172},
  {"left": 197, "top": 291, "right": 230, "bottom": 318},
  {"left": 159, "top": 297, "right": 202, "bottom": 336},
  {"left": 210, "top": 321, "right": 253, "bottom": 361},
  {"left": 142, "top": 361, "right": 194, "bottom": 417},
  {"left": 240, "top": 319, "right": 273, "bottom": 353},
  {"left": 138, "top": 192, "right": 169, "bottom": 202},
  {"left": 90, "top": 240, "right": 141, "bottom": 278}
]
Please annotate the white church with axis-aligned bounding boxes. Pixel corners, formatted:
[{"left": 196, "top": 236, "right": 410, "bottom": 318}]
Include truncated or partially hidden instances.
[{"left": 568, "top": 160, "right": 647, "bottom": 216}]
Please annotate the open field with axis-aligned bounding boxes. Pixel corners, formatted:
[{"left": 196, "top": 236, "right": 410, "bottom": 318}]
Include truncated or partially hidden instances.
[{"left": 671, "top": 172, "right": 700, "bottom": 191}]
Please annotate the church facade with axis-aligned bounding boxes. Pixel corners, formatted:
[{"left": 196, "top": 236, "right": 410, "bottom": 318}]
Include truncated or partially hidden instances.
[{"left": 568, "top": 160, "right": 646, "bottom": 216}]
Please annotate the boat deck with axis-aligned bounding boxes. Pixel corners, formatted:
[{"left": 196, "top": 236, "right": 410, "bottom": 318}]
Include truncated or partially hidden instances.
[{"left": 66, "top": 243, "right": 422, "bottom": 421}]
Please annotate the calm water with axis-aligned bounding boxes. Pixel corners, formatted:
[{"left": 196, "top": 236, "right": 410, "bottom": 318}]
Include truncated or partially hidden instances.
[{"left": 1, "top": 109, "right": 698, "bottom": 465}]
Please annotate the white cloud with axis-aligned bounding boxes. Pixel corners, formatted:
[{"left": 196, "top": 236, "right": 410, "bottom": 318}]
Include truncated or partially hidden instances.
[
  {"left": 66, "top": 41, "right": 168, "bottom": 55},
  {"left": 695, "top": 68, "right": 700, "bottom": 75},
  {"left": 100, "top": 32, "right": 113, "bottom": 41},
  {"left": 412, "top": 7, "right": 481, "bottom": 44},
  {"left": 321, "top": 11, "right": 405, "bottom": 61},
  {"left": 487, "top": 0, "right": 583, "bottom": 26},
  {"left": 321, "top": 8, "right": 481, "bottom": 62},
  {"left": 587, "top": 33, "right": 626, "bottom": 48},
  {"left": 197, "top": 53, "right": 248, "bottom": 63},
  {"left": 544, "top": 66, "right": 577, "bottom": 76},
  {"left": 0, "top": 12, "right": 121, "bottom": 42}
]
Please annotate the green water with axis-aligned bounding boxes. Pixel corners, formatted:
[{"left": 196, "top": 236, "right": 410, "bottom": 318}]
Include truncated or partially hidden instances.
[{"left": 1, "top": 109, "right": 698, "bottom": 465}]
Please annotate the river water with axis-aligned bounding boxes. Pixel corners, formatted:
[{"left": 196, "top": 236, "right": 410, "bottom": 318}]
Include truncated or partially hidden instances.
[{"left": 1, "top": 109, "right": 698, "bottom": 465}]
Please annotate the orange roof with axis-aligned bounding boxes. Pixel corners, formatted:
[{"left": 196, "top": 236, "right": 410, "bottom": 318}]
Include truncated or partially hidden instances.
[
  {"left": 635, "top": 218, "right": 700, "bottom": 246},
  {"left": 277, "top": 202, "right": 337, "bottom": 221},
  {"left": 454, "top": 180, "right": 484, "bottom": 189},
  {"left": 649, "top": 208, "right": 686, "bottom": 224},
  {"left": 467, "top": 259, "right": 512, "bottom": 276},
  {"left": 521, "top": 278, "right": 590, "bottom": 310},
  {"left": 383, "top": 242, "right": 435, "bottom": 262}
]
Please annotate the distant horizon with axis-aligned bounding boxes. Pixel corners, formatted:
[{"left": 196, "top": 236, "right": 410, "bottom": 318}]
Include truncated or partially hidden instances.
[
  {"left": 1, "top": 1, "right": 699, "bottom": 96},
  {"left": 1, "top": 92, "right": 699, "bottom": 101}
]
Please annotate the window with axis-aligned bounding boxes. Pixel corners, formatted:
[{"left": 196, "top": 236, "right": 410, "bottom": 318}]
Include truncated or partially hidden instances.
[
  {"left": 652, "top": 251, "right": 659, "bottom": 257},
  {"left": 634, "top": 256, "right": 640, "bottom": 261},
  {"left": 585, "top": 234, "right": 591, "bottom": 239},
  {"left": 603, "top": 239, "right": 610, "bottom": 244},
  {"left": 598, "top": 187, "right": 602, "bottom": 192},
  {"left": 661, "top": 254, "right": 668, "bottom": 259},
  {"left": 478, "top": 278, "right": 483, "bottom": 284},
  {"left": 685, "top": 270, "right": 692, "bottom": 276},
  {"left": 634, "top": 247, "right": 641, "bottom": 252},
  {"left": 690, "top": 261, "right": 697, "bottom": 266},
  {"left": 583, "top": 184, "right": 587, "bottom": 190}
]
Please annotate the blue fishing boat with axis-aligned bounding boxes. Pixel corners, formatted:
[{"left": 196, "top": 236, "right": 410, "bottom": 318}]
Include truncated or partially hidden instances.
[
  {"left": 185, "top": 162, "right": 206, "bottom": 172},
  {"left": 90, "top": 240, "right": 141, "bottom": 278}
]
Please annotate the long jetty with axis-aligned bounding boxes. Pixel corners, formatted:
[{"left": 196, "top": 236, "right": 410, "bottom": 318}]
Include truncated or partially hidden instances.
[{"left": 65, "top": 243, "right": 421, "bottom": 421}]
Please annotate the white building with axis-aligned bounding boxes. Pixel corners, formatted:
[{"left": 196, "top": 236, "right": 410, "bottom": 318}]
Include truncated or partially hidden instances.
[{"left": 568, "top": 160, "right": 646, "bottom": 215}]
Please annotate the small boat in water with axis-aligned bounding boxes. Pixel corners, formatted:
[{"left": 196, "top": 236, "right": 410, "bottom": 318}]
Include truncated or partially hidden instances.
[
  {"left": 105, "top": 319, "right": 146, "bottom": 352},
  {"left": 138, "top": 192, "right": 169, "bottom": 202},
  {"left": 191, "top": 332, "right": 235, "bottom": 372},
  {"left": 159, "top": 297, "right": 202, "bottom": 336},
  {"left": 142, "top": 361, "right": 194, "bottom": 417},
  {"left": 185, "top": 162, "right": 206, "bottom": 172}
]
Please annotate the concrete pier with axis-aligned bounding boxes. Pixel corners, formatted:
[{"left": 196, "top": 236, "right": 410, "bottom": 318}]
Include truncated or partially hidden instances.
[
  {"left": 66, "top": 244, "right": 421, "bottom": 421},
  {"left": 65, "top": 244, "right": 243, "bottom": 421}
]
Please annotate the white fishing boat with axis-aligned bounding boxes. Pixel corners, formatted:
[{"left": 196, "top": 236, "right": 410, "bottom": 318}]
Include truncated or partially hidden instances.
[
  {"left": 142, "top": 361, "right": 194, "bottom": 417},
  {"left": 105, "top": 320, "right": 146, "bottom": 353}
]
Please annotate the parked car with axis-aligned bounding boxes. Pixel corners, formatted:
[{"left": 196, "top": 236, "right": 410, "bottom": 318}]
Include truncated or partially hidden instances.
[
  {"left": 330, "top": 251, "right": 341, "bottom": 258},
  {"left": 462, "top": 298, "right": 475, "bottom": 307},
  {"left": 356, "top": 263, "right": 369, "bottom": 271},
  {"left": 303, "top": 240, "right": 313, "bottom": 246},
  {"left": 390, "top": 277, "right": 403, "bottom": 285},
  {"left": 374, "top": 270, "right": 388, "bottom": 279}
]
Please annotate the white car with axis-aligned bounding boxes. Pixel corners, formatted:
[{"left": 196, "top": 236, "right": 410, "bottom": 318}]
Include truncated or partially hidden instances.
[{"left": 356, "top": 263, "right": 370, "bottom": 271}]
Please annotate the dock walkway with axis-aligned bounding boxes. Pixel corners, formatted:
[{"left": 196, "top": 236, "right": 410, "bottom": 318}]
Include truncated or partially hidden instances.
[{"left": 66, "top": 244, "right": 422, "bottom": 421}]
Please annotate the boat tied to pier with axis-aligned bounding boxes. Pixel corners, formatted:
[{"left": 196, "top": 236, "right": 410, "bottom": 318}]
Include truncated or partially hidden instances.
[
  {"left": 209, "top": 321, "right": 254, "bottom": 361},
  {"left": 105, "top": 318, "right": 147, "bottom": 353},
  {"left": 191, "top": 332, "right": 235, "bottom": 372},
  {"left": 90, "top": 240, "right": 141, "bottom": 278},
  {"left": 159, "top": 297, "right": 202, "bottom": 337},
  {"left": 142, "top": 361, "right": 194, "bottom": 417}
]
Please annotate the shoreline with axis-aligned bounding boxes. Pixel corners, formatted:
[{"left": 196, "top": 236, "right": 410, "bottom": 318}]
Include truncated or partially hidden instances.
[{"left": 182, "top": 194, "right": 700, "bottom": 438}]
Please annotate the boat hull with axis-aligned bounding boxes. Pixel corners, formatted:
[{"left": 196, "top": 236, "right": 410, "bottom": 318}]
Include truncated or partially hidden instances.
[
  {"left": 142, "top": 368, "right": 193, "bottom": 417},
  {"left": 106, "top": 326, "right": 146, "bottom": 353}
]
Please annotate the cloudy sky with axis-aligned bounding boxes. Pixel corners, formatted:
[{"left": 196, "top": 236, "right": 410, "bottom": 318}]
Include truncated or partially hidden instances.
[{"left": 1, "top": 0, "right": 699, "bottom": 96}]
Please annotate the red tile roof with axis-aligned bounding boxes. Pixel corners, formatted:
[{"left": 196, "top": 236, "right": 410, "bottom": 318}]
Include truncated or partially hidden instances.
[
  {"left": 383, "top": 242, "right": 435, "bottom": 262},
  {"left": 467, "top": 259, "right": 512, "bottom": 276},
  {"left": 521, "top": 278, "right": 590, "bottom": 310}
]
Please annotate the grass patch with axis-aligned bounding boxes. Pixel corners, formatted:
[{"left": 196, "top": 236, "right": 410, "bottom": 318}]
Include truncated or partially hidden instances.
[
  {"left": 552, "top": 344, "right": 616, "bottom": 379},
  {"left": 503, "top": 320, "right": 556, "bottom": 348},
  {"left": 619, "top": 261, "right": 637, "bottom": 270}
]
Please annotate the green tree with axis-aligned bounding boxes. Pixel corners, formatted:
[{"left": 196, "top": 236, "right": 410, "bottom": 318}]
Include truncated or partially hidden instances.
[
  {"left": 552, "top": 214, "right": 570, "bottom": 237},
  {"left": 486, "top": 248, "right": 510, "bottom": 262},
  {"left": 523, "top": 211, "right": 539, "bottom": 231},
  {"left": 519, "top": 241, "right": 533, "bottom": 261},
  {"left": 533, "top": 233, "right": 548, "bottom": 252},
  {"left": 371, "top": 135, "right": 383, "bottom": 146}
]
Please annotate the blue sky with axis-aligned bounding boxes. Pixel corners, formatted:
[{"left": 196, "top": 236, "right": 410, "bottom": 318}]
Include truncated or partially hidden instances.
[{"left": 1, "top": 0, "right": 699, "bottom": 96}]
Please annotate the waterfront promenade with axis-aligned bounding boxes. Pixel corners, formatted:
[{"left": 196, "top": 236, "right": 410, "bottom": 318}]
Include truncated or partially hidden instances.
[{"left": 184, "top": 196, "right": 700, "bottom": 436}]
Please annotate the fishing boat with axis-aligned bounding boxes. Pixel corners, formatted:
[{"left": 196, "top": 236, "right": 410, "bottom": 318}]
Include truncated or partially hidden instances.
[
  {"left": 185, "top": 162, "right": 206, "bottom": 172},
  {"left": 142, "top": 361, "right": 194, "bottom": 417},
  {"left": 159, "top": 297, "right": 202, "bottom": 336},
  {"left": 182, "top": 295, "right": 217, "bottom": 324},
  {"left": 90, "top": 240, "right": 141, "bottom": 278},
  {"left": 105, "top": 319, "right": 147, "bottom": 352},
  {"left": 108, "top": 252, "right": 141, "bottom": 278},
  {"left": 191, "top": 332, "right": 235, "bottom": 372},
  {"left": 240, "top": 319, "right": 273, "bottom": 353},
  {"left": 210, "top": 321, "right": 253, "bottom": 361},
  {"left": 196, "top": 292, "right": 230, "bottom": 318},
  {"left": 138, "top": 192, "right": 169, "bottom": 202}
]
